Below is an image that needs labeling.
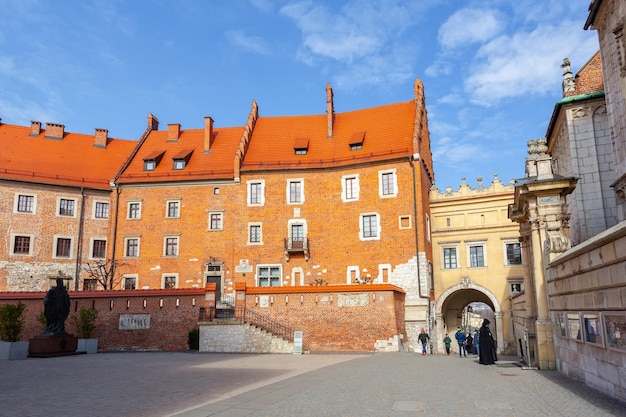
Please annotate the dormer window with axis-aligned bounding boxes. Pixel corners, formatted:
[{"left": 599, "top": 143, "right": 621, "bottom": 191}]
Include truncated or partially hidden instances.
[
  {"left": 349, "top": 131, "right": 365, "bottom": 150},
  {"left": 172, "top": 149, "right": 193, "bottom": 170},
  {"left": 294, "top": 137, "right": 309, "bottom": 155},
  {"left": 143, "top": 150, "right": 165, "bottom": 171}
]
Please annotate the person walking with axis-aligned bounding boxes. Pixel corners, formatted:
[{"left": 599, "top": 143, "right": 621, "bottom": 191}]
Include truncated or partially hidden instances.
[
  {"left": 479, "top": 319, "right": 496, "bottom": 365},
  {"left": 473, "top": 329, "right": 480, "bottom": 356},
  {"left": 465, "top": 332, "right": 474, "bottom": 354},
  {"left": 443, "top": 333, "right": 452, "bottom": 355},
  {"left": 418, "top": 328, "right": 430, "bottom": 355},
  {"left": 455, "top": 327, "right": 467, "bottom": 357}
]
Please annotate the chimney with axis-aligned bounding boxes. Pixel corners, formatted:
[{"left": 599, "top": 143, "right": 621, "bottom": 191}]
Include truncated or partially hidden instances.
[
  {"left": 147, "top": 113, "right": 159, "bottom": 130},
  {"left": 94, "top": 128, "right": 108, "bottom": 148},
  {"left": 204, "top": 117, "right": 214, "bottom": 152},
  {"left": 44, "top": 123, "right": 65, "bottom": 140},
  {"left": 30, "top": 121, "right": 42, "bottom": 137},
  {"left": 326, "top": 83, "right": 334, "bottom": 138},
  {"left": 167, "top": 123, "right": 181, "bottom": 142}
]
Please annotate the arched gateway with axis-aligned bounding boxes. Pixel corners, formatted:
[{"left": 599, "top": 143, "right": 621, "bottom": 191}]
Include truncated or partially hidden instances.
[{"left": 433, "top": 279, "right": 503, "bottom": 355}]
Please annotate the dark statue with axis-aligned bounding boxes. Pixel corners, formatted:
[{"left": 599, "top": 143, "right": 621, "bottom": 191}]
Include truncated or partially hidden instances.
[{"left": 44, "top": 278, "right": 70, "bottom": 335}]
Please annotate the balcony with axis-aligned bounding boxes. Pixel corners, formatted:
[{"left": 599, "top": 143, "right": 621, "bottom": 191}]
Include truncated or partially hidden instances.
[{"left": 284, "top": 237, "right": 309, "bottom": 261}]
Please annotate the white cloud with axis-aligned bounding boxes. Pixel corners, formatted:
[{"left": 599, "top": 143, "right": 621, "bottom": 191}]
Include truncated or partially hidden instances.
[
  {"left": 465, "top": 20, "right": 598, "bottom": 105},
  {"left": 438, "top": 8, "right": 504, "bottom": 49},
  {"left": 226, "top": 30, "right": 271, "bottom": 55}
]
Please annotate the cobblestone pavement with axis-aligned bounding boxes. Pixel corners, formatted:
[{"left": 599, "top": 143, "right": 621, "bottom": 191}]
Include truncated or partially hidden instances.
[{"left": 1, "top": 352, "right": 624, "bottom": 417}]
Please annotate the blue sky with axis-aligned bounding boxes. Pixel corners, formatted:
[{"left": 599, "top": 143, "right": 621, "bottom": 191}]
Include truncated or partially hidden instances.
[{"left": 0, "top": 0, "right": 598, "bottom": 189}]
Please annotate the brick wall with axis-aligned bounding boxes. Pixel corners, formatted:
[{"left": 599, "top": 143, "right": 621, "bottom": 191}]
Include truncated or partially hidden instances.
[
  {"left": 240, "top": 283, "right": 406, "bottom": 352},
  {"left": 0, "top": 288, "right": 207, "bottom": 351}
]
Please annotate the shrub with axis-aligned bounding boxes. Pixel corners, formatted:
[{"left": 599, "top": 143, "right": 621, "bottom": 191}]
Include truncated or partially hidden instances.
[
  {"left": 70, "top": 307, "right": 99, "bottom": 339},
  {"left": 0, "top": 302, "right": 26, "bottom": 342}
]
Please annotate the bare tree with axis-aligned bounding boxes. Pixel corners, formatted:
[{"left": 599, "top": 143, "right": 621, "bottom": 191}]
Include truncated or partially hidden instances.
[{"left": 83, "top": 259, "right": 126, "bottom": 290}]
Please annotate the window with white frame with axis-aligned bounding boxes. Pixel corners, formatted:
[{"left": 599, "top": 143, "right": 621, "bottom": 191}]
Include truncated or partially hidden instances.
[
  {"left": 360, "top": 213, "right": 380, "bottom": 240},
  {"left": 163, "top": 236, "right": 179, "bottom": 257},
  {"left": 163, "top": 274, "right": 178, "bottom": 289},
  {"left": 257, "top": 265, "right": 281, "bottom": 287},
  {"left": 504, "top": 241, "right": 522, "bottom": 265},
  {"left": 208, "top": 211, "right": 223, "bottom": 231},
  {"left": 247, "top": 180, "right": 265, "bottom": 206},
  {"left": 14, "top": 193, "right": 36, "bottom": 214},
  {"left": 442, "top": 244, "right": 459, "bottom": 269},
  {"left": 57, "top": 198, "right": 76, "bottom": 217},
  {"left": 508, "top": 278, "right": 524, "bottom": 295},
  {"left": 166, "top": 199, "right": 180, "bottom": 218},
  {"left": 127, "top": 201, "right": 142, "bottom": 219},
  {"left": 468, "top": 242, "right": 486, "bottom": 268},
  {"left": 124, "top": 237, "right": 140, "bottom": 257},
  {"left": 54, "top": 236, "right": 73, "bottom": 258},
  {"left": 123, "top": 275, "right": 137, "bottom": 290},
  {"left": 341, "top": 174, "right": 359, "bottom": 202},
  {"left": 90, "top": 238, "right": 107, "bottom": 259},
  {"left": 11, "top": 234, "right": 33, "bottom": 255},
  {"left": 287, "top": 179, "right": 304, "bottom": 204},
  {"left": 378, "top": 169, "right": 398, "bottom": 198},
  {"left": 248, "top": 223, "right": 262, "bottom": 244},
  {"left": 93, "top": 201, "right": 109, "bottom": 219},
  {"left": 426, "top": 214, "right": 431, "bottom": 242}
]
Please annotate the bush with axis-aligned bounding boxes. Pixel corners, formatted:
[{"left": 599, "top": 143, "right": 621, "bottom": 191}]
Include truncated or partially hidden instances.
[
  {"left": 188, "top": 328, "right": 199, "bottom": 350},
  {"left": 70, "top": 307, "right": 98, "bottom": 339},
  {"left": 0, "top": 302, "right": 26, "bottom": 342}
]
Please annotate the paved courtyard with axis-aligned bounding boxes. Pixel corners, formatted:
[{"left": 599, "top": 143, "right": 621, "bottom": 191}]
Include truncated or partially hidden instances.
[{"left": 1, "top": 351, "right": 624, "bottom": 417}]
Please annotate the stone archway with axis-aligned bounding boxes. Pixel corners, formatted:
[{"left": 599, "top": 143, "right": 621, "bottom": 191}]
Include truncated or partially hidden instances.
[{"left": 433, "top": 278, "right": 503, "bottom": 355}]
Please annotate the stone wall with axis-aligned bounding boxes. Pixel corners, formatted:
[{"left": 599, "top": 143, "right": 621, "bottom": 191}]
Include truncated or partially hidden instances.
[
  {"left": 199, "top": 322, "right": 293, "bottom": 353},
  {"left": 547, "top": 221, "right": 626, "bottom": 402}
]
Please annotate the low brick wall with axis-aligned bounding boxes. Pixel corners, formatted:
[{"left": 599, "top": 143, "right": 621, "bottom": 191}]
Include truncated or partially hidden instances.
[
  {"left": 0, "top": 289, "right": 207, "bottom": 351},
  {"left": 241, "top": 284, "right": 406, "bottom": 352}
]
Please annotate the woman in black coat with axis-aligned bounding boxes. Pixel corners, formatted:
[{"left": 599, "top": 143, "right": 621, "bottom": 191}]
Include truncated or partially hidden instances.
[{"left": 478, "top": 319, "right": 496, "bottom": 365}]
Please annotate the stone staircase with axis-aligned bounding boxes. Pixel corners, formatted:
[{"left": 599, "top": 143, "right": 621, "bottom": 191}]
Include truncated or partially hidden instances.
[{"left": 199, "top": 321, "right": 295, "bottom": 353}]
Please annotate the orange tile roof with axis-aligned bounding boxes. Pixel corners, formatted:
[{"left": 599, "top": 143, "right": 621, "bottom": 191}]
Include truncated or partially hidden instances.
[
  {"left": 241, "top": 100, "right": 417, "bottom": 171},
  {"left": 0, "top": 123, "right": 136, "bottom": 189},
  {"left": 116, "top": 126, "right": 243, "bottom": 184}
]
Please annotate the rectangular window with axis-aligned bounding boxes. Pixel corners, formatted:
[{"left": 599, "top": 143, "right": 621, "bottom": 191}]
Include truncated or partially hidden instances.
[
  {"left": 248, "top": 181, "right": 264, "bottom": 206},
  {"left": 258, "top": 266, "right": 281, "bottom": 287},
  {"left": 92, "top": 239, "right": 106, "bottom": 259},
  {"left": 83, "top": 279, "right": 97, "bottom": 291},
  {"left": 362, "top": 214, "right": 377, "bottom": 238},
  {"left": 345, "top": 177, "right": 357, "bottom": 200},
  {"left": 469, "top": 246, "right": 485, "bottom": 267},
  {"left": 124, "top": 276, "right": 137, "bottom": 290},
  {"left": 289, "top": 180, "right": 303, "bottom": 203},
  {"left": 164, "top": 237, "right": 179, "bottom": 256},
  {"left": 17, "top": 195, "right": 34, "bottom": 213},
  {"left": 166, "top": 201, "right": 179, "bottom": 218},
  {"left": 210, "top": 213, "right": 223, "bottom": 230},
  {"left": 125, "top": 238, "right": 139, "bottom": 257},
  {"left": 249, "top": 224, "right": 261, "bottom": 243},
  {"left": 144, "top": 160, "right": 156, "bottom": 171},
  {"left": 13, "top": 236, "right": 31, "bottom": 254},
  {"left": 163, "top": 275, "right": 177, "bottom": 289},
  {"left": 56, "top": 238, "right": 72, "bottom": 258},
  {"left": 444, "top": 248, "right": 457, "bottom": 269},
  {"left": 506, "top": 243, "right": 522, "bottom": 265},
  {"left": 381, "top": 172, "right": 394, "bottom": 195},
  {"left": 59, "top": 198, "right": 75, "bottom": 216},
  {"left": 94, "top": 202, "right": 109, "bottom": 219},
  {"left": 128, "top": 202, "right": 141, "bottom": 219},
  {"left": 173, "top": 159, "right": 185, "bottom": 170}
]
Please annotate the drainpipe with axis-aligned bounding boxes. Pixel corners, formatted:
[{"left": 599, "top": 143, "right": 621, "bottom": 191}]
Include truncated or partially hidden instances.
[
  {"left": 110, "top": 183, "right": 121, "bottom": 290},
  {"left": 74, "top": 187, "right": 86, "bottom": 291},
  {"left": 409, "top": 155, "right": 432, "bottom": 350}
]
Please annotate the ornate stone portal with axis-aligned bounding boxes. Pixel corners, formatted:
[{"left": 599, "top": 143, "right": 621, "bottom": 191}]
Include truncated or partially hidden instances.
[{"left": 508, "top": 138, "right": 577, "bottom": 369}]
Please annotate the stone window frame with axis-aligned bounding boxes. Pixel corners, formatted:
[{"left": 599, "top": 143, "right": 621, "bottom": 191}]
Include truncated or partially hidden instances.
[
  {"left": 466, "top": 240, "right": 487, "bottom": 268},
  {"left": 256, "top": 264, "right": 282, "bottom": 287},
  {"left": 341, "top": 174, "right": 360, "bottom": 202},
  {"left": 378, "top": 169, "right": 398, "bottom": 198},
  {"left": 162, "top": 273, "right": 178, "bottom": 289},
  {"left": 359, "top": 212, "right": 381, "bottom": 241},
  {"left": 14, "top": 192, "right": 37, "bottom": 214},
  {"left": 56, "top": 196, "right": 77, "bottom": 218},
  {"left": 440, "top": 242, "right": 460, "bottom": 270},
  {"left": 247, "top": 180, "right": 265, "bottom": 206},
  {"left": 89, "top": 237, "right": 107, "bottom": 260},
  {"left": 10, "top": 233, "right": 34, "bottom": 256},
  {"left": 93, "top": 200, "right": 110, "bottom": 219},
  {"left": 165, "top": 199, "right": 181, "bottom": 219},
  {"left": 53, "top": 235, "right": 74, "bottom": 259}
]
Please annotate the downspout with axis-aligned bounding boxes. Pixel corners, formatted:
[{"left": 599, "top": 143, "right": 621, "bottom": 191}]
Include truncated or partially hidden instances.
[
  {"left": 409, "top": 155, "right": 432, "bottom": 349},
  {"left": 110, "top": 183, "right": 121, "bottom": 290},
  {"left": 74, "top": 187, "right": 86, "bottom": 291}
]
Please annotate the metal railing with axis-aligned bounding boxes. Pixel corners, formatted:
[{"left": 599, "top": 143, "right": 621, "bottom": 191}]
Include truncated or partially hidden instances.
[{"left": 198, "top": 306, "right": 302, "bottom": 347}]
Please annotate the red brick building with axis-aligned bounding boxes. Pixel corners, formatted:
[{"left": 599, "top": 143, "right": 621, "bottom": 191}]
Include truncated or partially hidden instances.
[{"left": 1, "top": 80, "right": 434, "bottom": 347}]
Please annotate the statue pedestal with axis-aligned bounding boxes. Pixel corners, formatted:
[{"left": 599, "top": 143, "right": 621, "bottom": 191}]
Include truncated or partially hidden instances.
[{"left": 28, "top": 334, "right": 82, "bottom": 358}]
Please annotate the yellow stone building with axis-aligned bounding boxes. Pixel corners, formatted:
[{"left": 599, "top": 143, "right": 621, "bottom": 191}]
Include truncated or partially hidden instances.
[{"left": 430, "top": 175, "right": 524, "bottom": 355}]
